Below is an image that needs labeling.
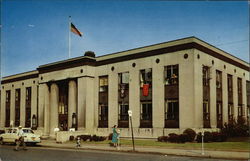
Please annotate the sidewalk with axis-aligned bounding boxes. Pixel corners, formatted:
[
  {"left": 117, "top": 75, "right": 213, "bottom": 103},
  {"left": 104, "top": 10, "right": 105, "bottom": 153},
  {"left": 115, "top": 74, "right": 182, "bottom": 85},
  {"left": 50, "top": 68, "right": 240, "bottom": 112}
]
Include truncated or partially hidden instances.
[{"left": 38, "top": 139, "right": 250, "bottom": 160}]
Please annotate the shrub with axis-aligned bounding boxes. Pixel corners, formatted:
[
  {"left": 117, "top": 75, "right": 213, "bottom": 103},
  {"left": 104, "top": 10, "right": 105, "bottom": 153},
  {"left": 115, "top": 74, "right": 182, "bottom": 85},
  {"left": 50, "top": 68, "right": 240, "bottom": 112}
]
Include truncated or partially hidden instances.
[
  {"left": 69, "top": 135, "right": 74, "bottom": 141},
  {"left": 221, "top": 118, "right": 249, "bottom": 137},
  {"left": 178, "top": 134, "right": 189, "bottom": 143},
  {"left": 168, "top": 133, "right": 179, "bottom": 143},
  {"left": 80, "top": 135, "right": 91, "bottom": 141},
  {"left": 211, "top": 132, "right": 227, "bottom": 142},
  {"left": 196, "top": 131, "right": 212, "bottom": 143},
  {"left": 183, "top": 128, "right": 196, "bottom": 142},
  {"left": 157, "top": 136, "right": 168, "bottom": 142}
]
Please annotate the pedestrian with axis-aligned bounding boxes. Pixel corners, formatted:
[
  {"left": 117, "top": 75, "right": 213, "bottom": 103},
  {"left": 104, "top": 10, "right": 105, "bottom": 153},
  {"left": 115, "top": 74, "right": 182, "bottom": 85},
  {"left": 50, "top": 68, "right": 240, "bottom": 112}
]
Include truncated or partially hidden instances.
[
  {"left": 112, "top": 125, "right": 118, "bottom": 147},
  {"left": 14, "top": 126, "right": 27, "bottom": 151},
  {"left": 76, "top": 136, "right": 81, "bottom": 148}
]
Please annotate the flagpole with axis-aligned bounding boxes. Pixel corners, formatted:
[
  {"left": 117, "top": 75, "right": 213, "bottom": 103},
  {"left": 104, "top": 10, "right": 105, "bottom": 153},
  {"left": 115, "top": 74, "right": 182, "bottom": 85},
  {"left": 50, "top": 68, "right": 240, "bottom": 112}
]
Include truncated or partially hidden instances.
[{"left": 68, "top": 16, "right": 71, "bottom": 58}]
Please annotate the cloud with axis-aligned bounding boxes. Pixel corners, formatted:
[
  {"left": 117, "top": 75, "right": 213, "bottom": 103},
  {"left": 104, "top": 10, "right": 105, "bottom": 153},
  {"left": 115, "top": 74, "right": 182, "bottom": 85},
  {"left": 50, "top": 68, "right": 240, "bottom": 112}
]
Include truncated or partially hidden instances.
[{"left": 28, "top": 24, "right": 35, "bottom": 27}]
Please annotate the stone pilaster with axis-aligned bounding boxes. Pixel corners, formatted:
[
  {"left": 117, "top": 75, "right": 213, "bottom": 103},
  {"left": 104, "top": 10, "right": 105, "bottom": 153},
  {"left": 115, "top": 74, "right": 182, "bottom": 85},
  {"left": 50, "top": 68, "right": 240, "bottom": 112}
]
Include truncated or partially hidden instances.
[
  {"left": 50, "top": 83, "right": 59, "bottom": 136},
  {"left": 20, "top": 86, "right": 26, "bottom": 127},
  {"left": 44, "top": 84, "right": 50, "bottom": 136},
  {"left": 222, "top": 71, "right": 228, "bottom": 124},
  {"left": 68, "top": 80, "right": 77, "bottom": 129},
  {"left": 10, "top": 89, "right": 15, "bottom": 126},
  {"left": 210, "top": 67, "right": 217, "bottom": 128},
  {"left": 129, "top": 70, "right": 140, "bottom": 128}
]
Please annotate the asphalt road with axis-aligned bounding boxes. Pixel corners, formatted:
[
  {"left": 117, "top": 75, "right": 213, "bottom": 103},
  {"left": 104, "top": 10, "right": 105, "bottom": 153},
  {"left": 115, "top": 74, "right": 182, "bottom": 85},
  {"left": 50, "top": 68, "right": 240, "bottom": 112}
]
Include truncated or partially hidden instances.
[{"left": 0, "top": 145, "right": 241, "bottom": 161}]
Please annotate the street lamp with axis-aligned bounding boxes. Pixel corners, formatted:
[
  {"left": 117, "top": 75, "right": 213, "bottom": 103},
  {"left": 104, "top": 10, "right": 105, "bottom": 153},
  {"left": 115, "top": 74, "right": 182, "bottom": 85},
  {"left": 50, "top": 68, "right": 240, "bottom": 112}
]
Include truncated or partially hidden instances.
[
  {"left": 128, "top": 110, "right": 135, "bottom": 151},
  {"left": 32, "top": 114, "right": 37, "bottom": 130}
]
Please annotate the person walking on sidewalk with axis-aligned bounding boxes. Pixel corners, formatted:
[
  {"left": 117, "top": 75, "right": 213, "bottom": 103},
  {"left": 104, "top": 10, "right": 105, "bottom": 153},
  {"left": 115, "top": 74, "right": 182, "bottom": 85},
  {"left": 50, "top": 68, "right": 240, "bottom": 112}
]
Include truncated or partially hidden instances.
[
  {"left": 14, "top": 126, "right": 27, "bottom": 151},
  {"left": 112, "top": 125, "right": 118, "bottom": 147}
]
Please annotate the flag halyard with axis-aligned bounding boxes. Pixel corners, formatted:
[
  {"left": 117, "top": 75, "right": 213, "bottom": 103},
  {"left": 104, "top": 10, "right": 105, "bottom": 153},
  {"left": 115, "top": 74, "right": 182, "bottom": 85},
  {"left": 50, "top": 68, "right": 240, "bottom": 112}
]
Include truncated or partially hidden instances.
[{"left": 71, "top": 23, "right": 82, "bottom": 37}]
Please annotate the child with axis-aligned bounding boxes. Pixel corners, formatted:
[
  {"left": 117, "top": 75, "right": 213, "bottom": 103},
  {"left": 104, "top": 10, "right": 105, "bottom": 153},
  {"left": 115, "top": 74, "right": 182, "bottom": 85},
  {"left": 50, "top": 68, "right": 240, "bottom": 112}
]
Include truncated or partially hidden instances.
[{"left": 76, "top": 136, "right": 81, "bottom": 148}]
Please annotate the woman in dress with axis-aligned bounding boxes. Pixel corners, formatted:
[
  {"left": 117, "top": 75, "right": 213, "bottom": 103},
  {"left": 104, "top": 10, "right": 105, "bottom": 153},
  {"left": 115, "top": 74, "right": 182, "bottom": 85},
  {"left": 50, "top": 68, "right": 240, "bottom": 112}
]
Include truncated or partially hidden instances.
[{"left": 112, "top": 125, "right": 118, "bottom": 147}]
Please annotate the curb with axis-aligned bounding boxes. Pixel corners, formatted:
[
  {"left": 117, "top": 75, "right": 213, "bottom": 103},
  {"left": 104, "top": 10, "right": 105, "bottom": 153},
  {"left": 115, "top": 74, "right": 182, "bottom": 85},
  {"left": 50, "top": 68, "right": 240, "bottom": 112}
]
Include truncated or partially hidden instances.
[{"left": 37, "top": 144, "right": 249, "bottom": 160}]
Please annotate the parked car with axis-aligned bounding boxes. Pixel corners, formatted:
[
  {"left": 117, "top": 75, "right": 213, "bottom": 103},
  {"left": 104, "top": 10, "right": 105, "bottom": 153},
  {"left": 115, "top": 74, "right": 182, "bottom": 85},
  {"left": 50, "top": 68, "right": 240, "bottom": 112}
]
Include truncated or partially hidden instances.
[{"left": 0, "top": 127, "right": 41, "bottom": 145}]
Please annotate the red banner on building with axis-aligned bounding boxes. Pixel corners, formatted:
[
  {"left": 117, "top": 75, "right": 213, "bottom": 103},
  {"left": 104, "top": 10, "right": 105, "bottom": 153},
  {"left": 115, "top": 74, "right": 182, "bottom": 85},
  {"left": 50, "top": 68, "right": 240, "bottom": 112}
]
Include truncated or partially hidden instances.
[{"left": 143, "top": 84, "right": 149, "bottom": 96}]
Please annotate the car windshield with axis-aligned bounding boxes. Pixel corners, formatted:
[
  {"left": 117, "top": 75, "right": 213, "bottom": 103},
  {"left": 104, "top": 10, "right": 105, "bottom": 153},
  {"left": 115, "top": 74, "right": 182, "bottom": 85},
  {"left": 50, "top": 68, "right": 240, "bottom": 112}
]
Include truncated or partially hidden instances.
[{"left": 23, "top": 129, "right": 34, "bottom": 134}]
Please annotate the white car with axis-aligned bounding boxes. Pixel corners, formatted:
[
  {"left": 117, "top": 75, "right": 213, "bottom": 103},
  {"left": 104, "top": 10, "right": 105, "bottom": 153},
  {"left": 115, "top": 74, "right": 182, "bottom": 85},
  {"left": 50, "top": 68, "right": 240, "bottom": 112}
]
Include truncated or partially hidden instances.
[{"left": 0, "top": 128, "right": 41, "bottom": 145}]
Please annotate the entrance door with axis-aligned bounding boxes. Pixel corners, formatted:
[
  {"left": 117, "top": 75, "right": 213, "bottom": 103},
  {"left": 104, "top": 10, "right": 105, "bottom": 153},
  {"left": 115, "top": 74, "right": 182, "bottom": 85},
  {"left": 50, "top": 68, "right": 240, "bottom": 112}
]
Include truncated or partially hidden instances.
[{"left": 58, "top": 81, "right": 68, "bottom": 131}]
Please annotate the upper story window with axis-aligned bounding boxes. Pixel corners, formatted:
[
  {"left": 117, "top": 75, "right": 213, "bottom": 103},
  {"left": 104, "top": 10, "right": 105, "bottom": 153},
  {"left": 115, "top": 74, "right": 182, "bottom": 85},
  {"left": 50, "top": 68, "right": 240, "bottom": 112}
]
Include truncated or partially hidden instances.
[
  {"left": 237, "top": 78, "right": 242, "bottom": 94},
  {"left": 140, "top": 68, "right": 152, "bottom": 87},
  {"left": 216, "top": 70, "right": 222, "bottom": 89},
  {"left": 6, "top": 90, "right": 10, "bottom": 103},
  {"left": 26, "top": 87, "right": 31, "bottom": 101},
  {"left": 99, "top": 76, "right": 108, "bottom": 92},
  {"left": 202, "top": 66, "right": 210, "bottom": 86},
  {"left": 119, "top": 72, "right": 129, "bottom": 90},
  {"left": 164, "top": 65, "right": 178, "bottom": 85},
  {"left": 227, "top": 74, "right": 233, "bottom": 92}
]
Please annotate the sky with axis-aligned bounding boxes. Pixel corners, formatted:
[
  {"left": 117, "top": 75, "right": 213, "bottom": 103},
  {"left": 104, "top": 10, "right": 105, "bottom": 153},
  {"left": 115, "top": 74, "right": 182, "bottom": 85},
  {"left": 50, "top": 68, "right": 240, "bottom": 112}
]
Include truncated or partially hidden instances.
[{"left": 0, "top": 0, "right": 249, "bottom": 77}]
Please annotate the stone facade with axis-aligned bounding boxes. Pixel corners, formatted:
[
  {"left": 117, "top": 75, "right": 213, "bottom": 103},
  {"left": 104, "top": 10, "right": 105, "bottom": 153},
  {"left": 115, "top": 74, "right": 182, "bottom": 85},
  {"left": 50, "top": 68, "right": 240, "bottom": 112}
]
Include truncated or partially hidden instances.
[{"left": 0, "top": 37, "right": 249, "bottom": 141}]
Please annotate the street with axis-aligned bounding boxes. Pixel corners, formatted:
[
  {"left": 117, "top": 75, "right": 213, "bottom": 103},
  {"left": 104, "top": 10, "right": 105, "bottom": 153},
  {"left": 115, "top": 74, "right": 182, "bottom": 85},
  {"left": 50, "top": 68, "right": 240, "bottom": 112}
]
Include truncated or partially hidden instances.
[{"left": 0, "top": 145, "right": 241, "bottom": 161}]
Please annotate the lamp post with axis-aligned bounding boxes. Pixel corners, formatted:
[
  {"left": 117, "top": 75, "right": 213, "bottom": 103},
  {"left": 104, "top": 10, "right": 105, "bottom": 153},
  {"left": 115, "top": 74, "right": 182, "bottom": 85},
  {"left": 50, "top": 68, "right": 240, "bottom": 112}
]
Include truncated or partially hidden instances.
[
  {"left": 32, "top": 114, "right": 37, "bottom": 130},
  {"left": 201, "top": 130, "right": 205, "bottom": 155},
  {"left": 128, "top": 110, "right": 135, "bottom": 151}
]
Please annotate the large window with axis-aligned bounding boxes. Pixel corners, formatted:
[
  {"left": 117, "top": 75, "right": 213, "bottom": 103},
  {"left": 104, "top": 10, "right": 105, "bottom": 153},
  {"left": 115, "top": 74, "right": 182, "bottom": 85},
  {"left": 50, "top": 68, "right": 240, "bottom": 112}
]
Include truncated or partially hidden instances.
[
  {"left": 164, "top": 65, "right": 178, "bottom": 85},
  {"left": 25, "top": 87, "right": 31, "bottom": 127},
  {"left": 15, "top": 89, "right": 21, "bottom": 127},
  {"left": 140, "top": 103, "right": 152, "bottom": 128},
  {"left": 203, "top": 101, "right": 210, "bottom": 122},
  {"left": 165, "top": 100, "right": 179, "bottom": 128},
  {"left": 118, "top": 104, "right": 129, "bottom": 121},
  {"left": 140, "top": 68, "right": 152, "bottom": 87},
  {"left": 98, "top": 76, "right": 108, "bottom": 128},
  {"left": 202, "top": 66, "right": 210, "bottom": 86},
  {"left": 5, "top": 90, "right": 11, "bottom": 127},
  {"left": 98, "top": 105, "right": 108, "bottom": 128},
  {"left": 227, "top": 75, "right": 233, "bottom": 92},
  {"left": 216, "top": 70, "right": 222, "bottom": 89},
  {"left": 99, "top": 76, "right": 108, "bottom": 92},
  {"left": 58, "top": 81, "right": 69, "bottom": 131},
  {"left": 216, "top": 102, "right": 223, "bottom": 128},
  {"left": 228, "top": 103, "right": 234, "bottom": 123},
  {"left": 238, "top": 105, "right": 244, "bottom": 117}
]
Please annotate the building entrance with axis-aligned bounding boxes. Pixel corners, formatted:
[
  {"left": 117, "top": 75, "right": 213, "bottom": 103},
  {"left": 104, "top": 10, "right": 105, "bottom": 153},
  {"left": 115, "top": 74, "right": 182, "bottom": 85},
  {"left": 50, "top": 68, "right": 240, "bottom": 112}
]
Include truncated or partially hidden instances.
[{"left": 58, "top": 81, "right": 68, "bottom": 131}]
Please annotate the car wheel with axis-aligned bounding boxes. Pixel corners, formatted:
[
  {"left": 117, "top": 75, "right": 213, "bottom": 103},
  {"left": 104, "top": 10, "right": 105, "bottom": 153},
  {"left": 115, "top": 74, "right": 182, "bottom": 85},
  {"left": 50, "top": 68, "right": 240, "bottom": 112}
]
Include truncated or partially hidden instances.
[{"left": 0, "top": 138, "right": 4, "bottom": 145}]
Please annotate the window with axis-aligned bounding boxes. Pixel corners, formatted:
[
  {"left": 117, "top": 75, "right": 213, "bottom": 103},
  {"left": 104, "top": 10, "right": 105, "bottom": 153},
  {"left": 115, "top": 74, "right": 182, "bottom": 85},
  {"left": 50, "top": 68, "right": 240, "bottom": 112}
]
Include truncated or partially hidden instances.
[
  {"left": 15, "top": 89, "right": 21, "bottom": 127},
  {"left": 99, "top": 76, "right": 108, "bottom": 128},
  {"left": 203, "top": 66, "right": 210, "bottom": 86},
  {"left": 237, "top": 78, "right": 242, "bottom": 94},
  {"left": 99, "top": 76, "right": 108, "bottom": 92},
  {"left": 5, "top": 90, "right": 11, "bottom": 127},
  {"left": 216, "top": 102, "right": 223, "bottom": 128},
  {"left": 165, "top": 65, "right": 178, "bottom": 85},
  {"left": 118, "top": 104, "right": 129, "bottom": 121},
  {"left": 99, "top": 105, "right": 108, "bottom": 121},
  {"left": 25, "top": 87, "right": 31, "bottom": 127},
  {"left": 140, "top": 68, "right": 152, "bottom": 87},
  {"left": 203, "top": 101, "right": 210, "bottom": 120},
  {"left": 141, "top": 103, "right": 152, "bottom": 121},
  {"left": 227, "top": 75, "right": 233, "bottom": 92},
  {"left": 165, "top": 100, "right": 179, "bottom": 120},
  {"left": 238, "top": 105, "right": 244, "bottom": 117},
  {"left": 119, "top": 72, "right": 129, "bottom": 85},
  {"left": 228, "top": 104, "right": 234, "bottom": 121},
  {"left": 216, "top": 70, "right": 222, "bottom": 89},
  {"left": 98, "top": 105, "right": 108, "bottom": 128},
  {"left": 118, "top": 72, "right": 129, "bottom": 98}
]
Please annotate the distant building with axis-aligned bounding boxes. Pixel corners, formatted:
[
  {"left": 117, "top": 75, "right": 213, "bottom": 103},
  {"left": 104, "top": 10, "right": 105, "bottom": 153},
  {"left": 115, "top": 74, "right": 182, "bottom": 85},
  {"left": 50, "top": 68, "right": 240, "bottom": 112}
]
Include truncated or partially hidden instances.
[{"left": 0, "top": 37, "right": 249, "bottom": 140}]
